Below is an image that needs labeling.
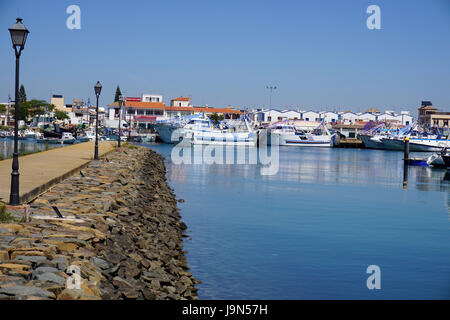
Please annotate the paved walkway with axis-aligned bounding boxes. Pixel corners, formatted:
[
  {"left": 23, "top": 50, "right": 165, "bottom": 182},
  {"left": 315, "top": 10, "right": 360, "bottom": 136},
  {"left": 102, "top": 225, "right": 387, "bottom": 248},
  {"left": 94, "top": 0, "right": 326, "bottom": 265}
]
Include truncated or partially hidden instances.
[{"left": 0, "top": 141, "right": 116, "bottom": 204}]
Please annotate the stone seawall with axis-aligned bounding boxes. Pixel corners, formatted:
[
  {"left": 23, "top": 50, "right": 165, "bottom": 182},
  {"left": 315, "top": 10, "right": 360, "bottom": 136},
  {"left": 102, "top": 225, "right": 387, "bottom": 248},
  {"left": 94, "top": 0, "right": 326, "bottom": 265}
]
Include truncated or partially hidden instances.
[{"left": 0, "top": 146, "right": 199, "bottom": 300}]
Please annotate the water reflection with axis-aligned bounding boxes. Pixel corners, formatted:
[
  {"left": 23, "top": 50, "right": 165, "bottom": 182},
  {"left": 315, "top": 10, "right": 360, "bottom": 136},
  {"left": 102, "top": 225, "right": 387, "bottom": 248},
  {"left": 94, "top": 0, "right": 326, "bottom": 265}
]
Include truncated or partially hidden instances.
[
  {"left": 163, "top": 146, "right": 449, "bottom": 191},
  {"left": 159, "top": 143, "right": 450, "bottom": 219},
  {"left": 144, "top": 143, "right": 450, "bottom": 299},
  {"left": 0, "top": 139, "right": 63, "bottom": 160}
]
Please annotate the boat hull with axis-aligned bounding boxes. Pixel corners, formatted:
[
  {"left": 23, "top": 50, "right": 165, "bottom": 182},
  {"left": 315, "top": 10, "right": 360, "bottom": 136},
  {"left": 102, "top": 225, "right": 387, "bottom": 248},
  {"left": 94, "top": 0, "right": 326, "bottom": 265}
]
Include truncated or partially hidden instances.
[
  {"left": 360, "top": 134, "right": 384, "bottom": 149},
  {"left": 154, "top": 123, "right": 184, "bottom": 144},
  {"left": 427, "top": 153, "right": 446, "bottom": 167},
  {"left": 185, "top": 131, "right": 257, "bottom": 146},
  {"left": 271, "top": 133, "right": 334, "bottom": 147},
  {"left": 408, "top": 139, "right": 450, "bottom": 152},
  {"left": 442, "top": 155, "right": 450, "bottom": 168},
  {"left": 382, "top": 137, "right": 450, "bottom": 152},
  {"left": 381, "top": 138, "right": 405, "bottom": 150}
]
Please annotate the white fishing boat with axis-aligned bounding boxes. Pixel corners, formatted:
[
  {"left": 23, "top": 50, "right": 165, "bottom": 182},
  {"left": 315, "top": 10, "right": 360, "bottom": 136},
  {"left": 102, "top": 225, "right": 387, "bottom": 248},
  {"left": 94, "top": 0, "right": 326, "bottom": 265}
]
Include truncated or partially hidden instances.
[
  {"left": 85, "top": 130, "right": 96, "bottom": 141},
  {"left": 268, "top": 121, "right": 334, "bottom": 147},
  {"left": 360, "top": 134, "right": 385, "bottom": 149},
  {"left": 408, "top": 138, "right": 450, "bottom": 152},
  {"left": 380, "top": 136, "right": 407, "bottom": 150},
  {"left": 182, "top": 114, "right": 257, "bottom": 146},
  {"left": 359, "top": 122, "right": 395, "bottom": 149},
  {"left": 153, "top": 115, "right": 201, "bottom": 144},
  {"left": 427, "top": 153, "right": 446, "bottom": 167},
  {"left": 381, "top": 135, "right": 448, "bottom": 152},
  {"left": 24, "top": 129, "right": 40, "bottom": 140},
  {"left": 153, "top": 122, "right": 184, "bottom": 144},
  {"left": 426, "top": 136, "right": 450, "bottom": 167},
  {"left": 379, "top": 122, "right": 449, "bottom": 152}
]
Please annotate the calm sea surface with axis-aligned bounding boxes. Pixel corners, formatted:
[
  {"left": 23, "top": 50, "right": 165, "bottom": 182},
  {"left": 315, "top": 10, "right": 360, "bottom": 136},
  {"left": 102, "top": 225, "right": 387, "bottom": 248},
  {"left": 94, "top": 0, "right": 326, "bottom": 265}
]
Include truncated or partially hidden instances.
[
  {"left": 0, "top": 139, "right": 64, "bottom": 160},
  {"left": 143, "top": 143, "right": 450, "bottom": 299}
]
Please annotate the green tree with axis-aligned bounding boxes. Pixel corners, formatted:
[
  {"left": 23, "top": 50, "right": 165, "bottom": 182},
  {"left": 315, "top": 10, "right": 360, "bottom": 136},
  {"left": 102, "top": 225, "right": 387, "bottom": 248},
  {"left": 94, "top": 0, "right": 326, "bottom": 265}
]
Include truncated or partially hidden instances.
[
  {"left": 54, "top": 110, "right": 69, "bottom": 120},
  {"left": 19, "top": 84, "right": 26, "bottom": 103},
  {"left": 209, "top": 113, "right": 224, "bottom": 124},
  {"left": 16, "top": 99, "right": 52, "bottom": 121},
  {"left": 114, "top": 85, "right": 122, "bottom": 102},
  {"left": 46, "top": 104, "right": 56, "bottom": 113},
  {"left": 0, "top": 104, "right": 6, "bottom": 114}
]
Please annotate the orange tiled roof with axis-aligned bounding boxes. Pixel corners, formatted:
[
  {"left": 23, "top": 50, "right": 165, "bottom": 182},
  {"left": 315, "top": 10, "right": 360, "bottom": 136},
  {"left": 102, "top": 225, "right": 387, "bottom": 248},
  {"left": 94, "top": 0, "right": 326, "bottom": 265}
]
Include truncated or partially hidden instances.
[
  {"left": 126, "top": 101, "right": 166, "bottom": 109},
  {"left": 171, "top": 97, "right": 190, "bottom": 102},
  {"left": 125, "top": 101, "right": 241, "bottom": 114}
]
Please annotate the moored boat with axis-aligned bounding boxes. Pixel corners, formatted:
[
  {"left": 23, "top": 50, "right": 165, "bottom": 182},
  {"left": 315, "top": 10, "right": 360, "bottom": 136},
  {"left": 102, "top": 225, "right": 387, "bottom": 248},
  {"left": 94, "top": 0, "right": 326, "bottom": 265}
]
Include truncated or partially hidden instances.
[
  {"left": 182, "top": 114, "right": 257, "bottom": 146},
  {"left": 427, "top": 153, "right": 446, "bottom": 168},
  {"left": 268, "top": 121, "right": 334, "bottom": 147},
  {"left": 360, "top": 134, "right": 385, "bottom": 149},
  {"left": 442, "top": 154, "right": 450, "bottom": 168}
]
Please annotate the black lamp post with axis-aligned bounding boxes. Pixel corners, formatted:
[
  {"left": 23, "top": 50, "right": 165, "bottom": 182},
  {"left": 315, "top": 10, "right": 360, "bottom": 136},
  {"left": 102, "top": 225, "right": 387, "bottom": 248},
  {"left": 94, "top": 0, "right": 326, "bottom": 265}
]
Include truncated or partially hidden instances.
[
  {"left": 118, "top": 95, "right": 123, "bottom": 147},
  {"left": 128, "top": 106, "right": 132, "bottom": 141},
  {"left": 94, "top": 81, "right": 102, "bottom": 160},
  {"left": 8, "top": 18, "right": 29, "bottom": 206},
  {"left": 7, "top": 94, "right": 11, "bottom": 126}
]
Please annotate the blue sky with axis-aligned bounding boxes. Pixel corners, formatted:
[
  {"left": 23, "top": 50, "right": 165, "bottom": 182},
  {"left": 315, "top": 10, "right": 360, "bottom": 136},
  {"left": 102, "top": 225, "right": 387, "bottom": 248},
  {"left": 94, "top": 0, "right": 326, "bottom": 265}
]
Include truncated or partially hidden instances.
[{"left": 0, "top": 0, "right": 449, "bottom": 115}]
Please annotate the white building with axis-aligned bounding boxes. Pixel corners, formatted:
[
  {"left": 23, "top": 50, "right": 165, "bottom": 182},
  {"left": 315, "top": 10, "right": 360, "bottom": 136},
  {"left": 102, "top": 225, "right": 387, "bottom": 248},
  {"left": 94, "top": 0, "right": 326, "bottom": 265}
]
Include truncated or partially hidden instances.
[
  {"left": 264, "top": 109, "right": 284, "bottom": 122},
  {"left": 170, "top": 97, "right": 191, "bottom": 107},
  {"left": 141, "top": 94, "right": 163, "bottom": 103},
  {"left": 357, "top": 112, "right": 377, "bottom": 122},
  {"left": 251, "top": 107, "right": 414, "bottom": 126},
  {"left": 398, "top": 111, "right": 413, "bottom": 126},
  {"left": 301, "top": 111, "right": 320, "bottom": 122},
  {"left": 320, "top": 111, "right": 339, "bottom": 124},
  {"left": 340, "top": 112, "right": 359, "bottom": 124},
  {"left": 248, "top": 109, "right": 301, "bottom": 123},
  {"left": 377, "top": 112, "right": 398, "bottom": 123},
  {"left": 280, "top": 110, "right": 301, "bottom": 120}
]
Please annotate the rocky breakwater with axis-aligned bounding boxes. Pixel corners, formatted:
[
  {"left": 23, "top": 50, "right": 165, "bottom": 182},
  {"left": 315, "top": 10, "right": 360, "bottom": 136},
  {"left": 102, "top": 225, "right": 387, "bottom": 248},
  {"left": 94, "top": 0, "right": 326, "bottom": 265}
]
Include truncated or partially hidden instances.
[{"left": 0, "top": 146, "right": 199, "bottom": 300}]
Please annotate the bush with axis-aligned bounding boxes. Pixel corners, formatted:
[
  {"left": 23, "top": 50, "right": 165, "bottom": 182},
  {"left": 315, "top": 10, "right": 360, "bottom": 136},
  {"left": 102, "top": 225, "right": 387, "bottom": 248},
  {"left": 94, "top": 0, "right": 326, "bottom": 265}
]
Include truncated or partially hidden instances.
[{"left": 0, "top": 204, "right": 12, "bottom": 223}]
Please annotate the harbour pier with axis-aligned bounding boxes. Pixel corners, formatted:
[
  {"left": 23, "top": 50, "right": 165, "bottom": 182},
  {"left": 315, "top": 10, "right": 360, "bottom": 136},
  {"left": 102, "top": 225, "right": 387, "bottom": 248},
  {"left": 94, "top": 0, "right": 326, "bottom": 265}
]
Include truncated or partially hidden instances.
[{"left": 0, "top": 144, "right": 198, "bottom": 300}]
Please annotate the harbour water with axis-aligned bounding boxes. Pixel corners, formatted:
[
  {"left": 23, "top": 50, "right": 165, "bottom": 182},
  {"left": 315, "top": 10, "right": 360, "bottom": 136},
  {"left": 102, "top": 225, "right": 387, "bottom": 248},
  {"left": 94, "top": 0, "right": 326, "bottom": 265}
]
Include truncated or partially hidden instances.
[
  {"left": 148, "top": 144, "right": 450, "bottom": 299},
  {"left": 0, "top": 139, "right": 64, "bottom": 160}
]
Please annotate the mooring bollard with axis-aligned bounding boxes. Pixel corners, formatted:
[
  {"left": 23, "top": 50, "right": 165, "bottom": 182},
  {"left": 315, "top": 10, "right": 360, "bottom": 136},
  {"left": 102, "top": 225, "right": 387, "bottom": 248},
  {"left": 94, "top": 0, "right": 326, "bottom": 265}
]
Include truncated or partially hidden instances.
[
  {"left": 403, "top": 137, "right": 410, "bottom": 188},
  {"left": 404, "top": 137, "right": 410, "bottom": 165}
]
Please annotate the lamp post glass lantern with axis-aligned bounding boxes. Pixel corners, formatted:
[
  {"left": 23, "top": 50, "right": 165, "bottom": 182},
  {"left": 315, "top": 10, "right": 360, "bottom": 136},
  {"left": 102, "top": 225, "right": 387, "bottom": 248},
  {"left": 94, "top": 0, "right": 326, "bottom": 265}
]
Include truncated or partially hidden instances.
[
  {"left": 94, "top": 81, "right": 102, "bottom": 160},
  {"left": 8, "top": 17, "right": 29, "bottom": 206}
]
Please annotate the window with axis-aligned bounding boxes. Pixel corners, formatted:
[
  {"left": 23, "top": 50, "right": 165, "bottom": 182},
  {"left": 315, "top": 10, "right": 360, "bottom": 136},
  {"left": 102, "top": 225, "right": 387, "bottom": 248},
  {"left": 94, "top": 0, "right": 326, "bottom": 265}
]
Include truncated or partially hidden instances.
[
  {"left": 305, "top": 118, "right": 309, "bottom": 121},
  {"left": 137, "top": 110, "right": 145, "bottom": 115},
  {"left": 349, "top": 132, "right": 356, "bottom": 138},
  {"left": 268, "top": 116, "right": 272, "bottom": 121}
]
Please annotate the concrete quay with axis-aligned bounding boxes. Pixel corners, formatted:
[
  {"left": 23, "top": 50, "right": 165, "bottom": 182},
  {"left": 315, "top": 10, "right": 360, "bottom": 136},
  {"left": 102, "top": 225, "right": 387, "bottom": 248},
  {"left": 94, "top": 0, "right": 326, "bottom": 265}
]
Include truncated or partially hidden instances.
[{"left": 0, "top": 141, "right": 116, "bottom": 205}]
